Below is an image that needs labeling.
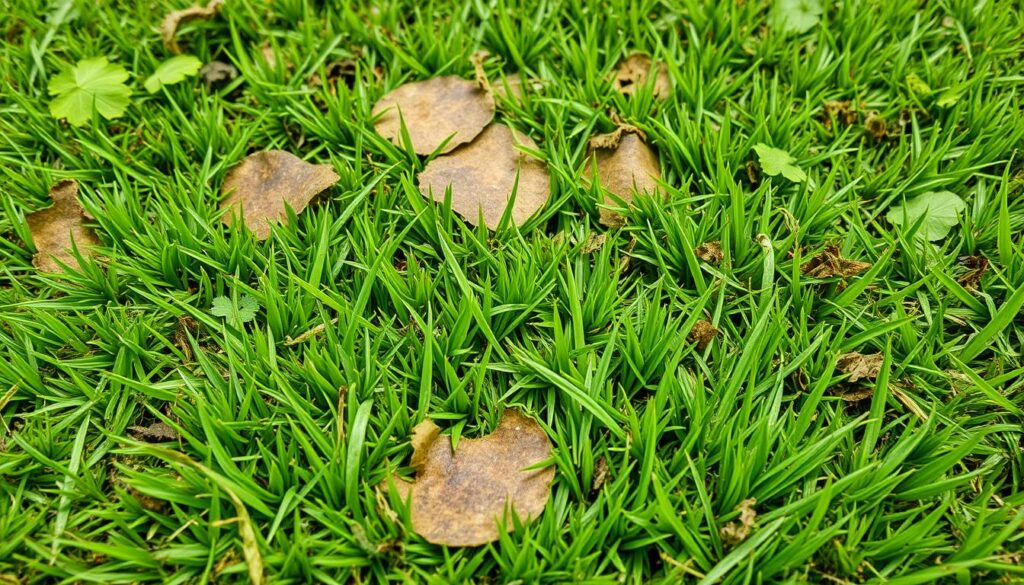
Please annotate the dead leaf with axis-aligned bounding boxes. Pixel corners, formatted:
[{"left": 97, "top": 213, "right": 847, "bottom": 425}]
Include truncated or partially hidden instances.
[
  {"left": 26, "top": 180, "right": 100, "bottom": 273},
  {"left": 161, "top": 0, "right": 224, "bottom": 55},
  {"left": 128, "top": 422, "right": 179, "bottom": 442},
  {"left": 394, "top": 409, "right": 554, "bottom": 547},
  {"left": 688, "top": 320, "right": 718, "bottom": 350},
  {"left": 956, "top": 255, "right": 989, "bottom": 290},
  {"left": 835, "top": 386, "right": 875, "bottom": 402},
  {"left": 200, "top": 60, "right": 238, "bottom": 87},
  {"left": 470, "top": 50, "right": 491, "bottom": 90},
  {"left": 864, "top": 111, "right": 888, "bottom": 141},
  {"left": 613, "top": 53, "right": 670, "bottom": 99},
  {"left": 308, "top": 58, "right": 358, "bottom": 91},
  {"left": 695, "top": 240, "right": 723, "bottom": 264},
  {"left": 584, "top": 130, "right": 661, "bottom": 227},
  {"left": 836, "top": 351, "right": 883, "bottom": 383},
  {"left": 220, "top": 150, "right": 339, "bottom": 240},
  {"left": 372, "top": 76, "right": 495, "bottom": 156},
  {"left": 800, "top": 245, "right": 871, "bottom": 279},
  {"left": 591, "top": 456, "right": 608, "bottom": 493},
  {"left": 417, "top": 124, "right": 550, "bottom": 229},
  {"left": 719, "top": 498, "right": 757, "bottom": 546},
  {"left": 822, "top": 100, "right": 857, "bottom": 129}
]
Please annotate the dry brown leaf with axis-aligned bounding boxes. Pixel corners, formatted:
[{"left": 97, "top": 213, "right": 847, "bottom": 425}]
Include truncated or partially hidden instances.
[
  {"left": 417, "top": 124, "right": 550, "bottom": 229},
  {"left": 581, "top": 232, "right": 607, "bottom": 254},
  {"left": 220, "top": 150, "right": 339, "bottom": 240},
  {"left": 695, "top": 240, "right": 724, "bottom": 264},
  {"left": 688, "top": 320, "right": 718, "bottom": 350},
  {"left": 372, "top": 76, "right": 495, "bottom": 156},
  {"left": 394, "top": 409, "right": 554, "bottom": 547},
  {"left": 613, "top": 53, "right": 670, "bottom": 99},
  {"left": 161, "top": 0, "right": 224, "bottom": 55},
  {"left": 956, "top": 255, "right": 989, "bottom": 290},
  {"left": 26, "top": 180, "right": 100, "bottom": 273},
  {"left": 822, "top": 100, "right": 857, "bottom": 129},
  {"left": 800, "top": 245, "right": 871, "bottom": 279},
  {"left": 584, "top": 131, "right": 661, "bottom": 227},
  {"left": 470, "top": 50, "right": 491, "bottom": 90},
  {"left": 864, "top": 111, "right": 888, "bottom": 141},
  {"left": 128, "top": 422, "right": 179, "bottom": 442},
  {"left": 719, "top": 498, "right": 757, "bottom": 546},
  {"left": 591, "top": 456, "right": 609, "bottom": 493},
  {"left": 836, "top": 351, "right": 883, "bottom": 383}
]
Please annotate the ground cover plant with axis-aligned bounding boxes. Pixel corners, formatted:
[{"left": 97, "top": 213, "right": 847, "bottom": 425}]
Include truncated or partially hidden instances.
[{"left": 1, "top": 0, "right": 1023, "bottom": 582}]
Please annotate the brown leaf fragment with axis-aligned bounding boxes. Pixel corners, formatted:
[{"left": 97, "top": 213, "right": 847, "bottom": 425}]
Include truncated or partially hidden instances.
[
  {"left": 220, "top": 150, "right": 339, "bottom": 240},
  {"left": 161, "top": 0, "right": 224, "bottom": 55},
  {"left": 470, "top": 50, "right": 491, "bottom": 90},
  {"left": 688, "top": 320, "right": 718, "bottom": 350},
  {"left": 836, "top": 351, "right": 883, "bottom": 383},
  {"left": 308, "top": 58, "right": 358, "bottom": 91},
  {"left": 200, "top": 60, "right": 238, "bottom": 87},
  {"left": 613, "top": 53, "right": 670, "bottom": 99},
  {"left": 128, "top": 422, "right": 179, "bottom": 442},
  {"left": 822, "top": 100, "right": 857, "bottom": 129},
  {"left": 417, "top": 124, "right": 550, "bottom": 229},
  {"left": 591, "top": 456, "right": 608, "bottom": 493},
  {"left": 864, "top": 111, "right": 888, "bottom": 141},
  {"left": 719, "top": 498, "right": 757, "bottom": 546},
  {"left": 584, "top": 130, "right": 661, "bottom": 227},
  {"left": 372, "top": 76, "right": 495, "bottom": 155},
  {"left": 581, "top": 232, "right": 607, "bottom": 254},
  {"left": 835, "top": 386, "right": 875, "bottom": 402},
  {"left": 26, "top": 180, "right": 100, "bottom": 273},
  {"left": 394, "top": 409, "right": 554, "bottom": 547},
  {"left": 956, "top": 255, "right": 989, "bottom": 290},
  {"left": 800, "top": 245, "right": 871, "bottom": 279},
  {"left": 695, "top": 240, "right": 723, "bottom": 264}
]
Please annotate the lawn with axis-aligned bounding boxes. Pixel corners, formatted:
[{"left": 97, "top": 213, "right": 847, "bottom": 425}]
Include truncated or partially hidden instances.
[{"left": 2, "top": 0, "right": 1024, "bottom": 583}]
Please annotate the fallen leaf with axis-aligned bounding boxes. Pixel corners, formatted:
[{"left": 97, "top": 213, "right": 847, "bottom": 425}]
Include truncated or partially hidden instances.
[
  {"left": 220, "top": 150, "right": 339, "bottom": 240},
  {"left": 48, "top": 57, "right": 131, "bottom": 126},
  {"left": 144, "top": 54, "right": 202, "bottom": 93},
  {"left": 200, "top": 60, "right": 238, "bottom": 87},
  {"left": 584, "top": 129, "right": 661, "bottom": 227},
  {"left": 470, "top": 50, "right": 491, "bottom": 90},
  {"left": 752, "top": 144, "right": 806, "bottom": 182},
  {"left": 836, "top": 352, "right": 883, "bottom": 383},
  {"left": 26, "top": 180, "right": 100, "bottom": 272},
  {"left": 864, "top": 111, "right": 888, "bottom": 141},
  {"left": 800, "top": 245, "right": 871, "bottom": 278},
  {"left": 591, "top": 456, "right": 608, "bottom": 493},
  {"left": 613, "top": 53, "right": 670, "bottom": 99},
  {"left": 308, "top": 58, "right": 358, "bottom": 91},
  {"left": 372, "top": 76, "right": 495, "bottom": 155},
  {"left": 885, "top": 190, "right": 966, "bottom": 241},
  {"left": 719, "top": 498, "right": 757, "bottom": 546},
  {"left": 835, "top": 386, "right": 875, "bottom": 402},
  {"left": 695, "top": 240, "right": 723, "bottom": 264},
  {"left": 161, "top": 0, "right": 224, "bottom": 54},
  {"left": 770, "top": 0, "right": 823, "bottom": 34},
  {"left": 581, "top": 232, "right": 607, "bottom": 254},
  {"left": 417, "top": 124, "right": 550, "bottom": 229},
  {"left": 128, "top": 422, "right": 179, "bottom": 442},
  {"left": 688, "top": 320, "right": 718, "bottom": 350},
  {"left": 822, "top": 100, "right": 857, "bottom": 129},
  {"left": 956, "top": 256, "right": 989, "bottom": 290},
  {"left": 394, "top": 409, "right": 554, "bottom": 547}
]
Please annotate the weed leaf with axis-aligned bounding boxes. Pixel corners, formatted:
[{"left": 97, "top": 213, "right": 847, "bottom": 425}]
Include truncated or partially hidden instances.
[
  {"left": 886, "top": 191, "right": 966, "bottom": 241},
  {"left": 144, "top": 55, "right": 202, "bottom": 93},
  {"left": 753, "top": 144, "right": 806, "bottom": 182},
  {"left": 48, "top": 57, "right": 131, "bottom": 126}
]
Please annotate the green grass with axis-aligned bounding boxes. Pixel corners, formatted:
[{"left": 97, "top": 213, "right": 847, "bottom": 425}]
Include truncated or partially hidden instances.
[{"left": 2, "top": 0, "right": 1024, "bottom": 583}]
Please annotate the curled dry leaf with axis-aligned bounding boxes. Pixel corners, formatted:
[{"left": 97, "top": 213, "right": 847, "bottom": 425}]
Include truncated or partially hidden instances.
[
  {"left": 161, "top": 0, "right": 224, "bottom": 55},
  {"left": 591, "top": 456, "right": 609, "bottom": 493},
  {"left": 394, "top": 409, "right": 554, "bottom": 547},
  {"left": 220, "top": 150, "right": 339, "bottom": 240},
  {"left": 26, "top": 180, "right": 100, "bottom": 273},
  {"left": 800, "top": 245, "right": 871, "bottom": 279},
  {"left": 864, "top": 111, "right": 888, "bottom": 141},
  {"left": 836, "top": 351, "right": 883, "bottom": 384},
  {"left": 584, "top": 129, "right": 660, "bottom": 227},
  {"left": 822, "top": 100, "right": 857, "bottom": 129},
  {"left": 418, "top": 124, "right": 550, "bottom": 229},
  {"left": 719, "top": 498, "right": 757, "bottom": 546},
  {"left": 372, "top": 76, "right": 495, "bottom": 155},
  {"left": 956, "top": 255, "right": 989, "bottom": 290},
  {"left": 613, "top": 53, "right": 670, "bottom": 99},
  {"left": 128, "top": 422, "right": 179, "bottom": 442},
  {"left": 688, "top": 320, "right": 718, "bottom": 350},
  {"left": 695, "top": 240, "right": 723, "bottom": 264}
]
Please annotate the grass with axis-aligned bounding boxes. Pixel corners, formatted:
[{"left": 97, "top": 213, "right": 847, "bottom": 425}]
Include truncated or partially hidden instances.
[{"left": 1, "top": 0, "right": 1024, "bottom": 582}]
